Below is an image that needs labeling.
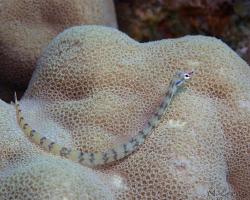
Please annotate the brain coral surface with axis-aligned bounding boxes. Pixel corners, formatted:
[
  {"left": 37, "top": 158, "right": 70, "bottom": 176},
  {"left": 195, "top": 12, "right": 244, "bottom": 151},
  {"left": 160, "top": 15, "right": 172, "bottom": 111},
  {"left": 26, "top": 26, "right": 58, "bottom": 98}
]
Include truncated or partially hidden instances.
[
  {"left": 0, "top": 0, "right": 117, "bottom": 102},
  {"left": 0, "top": 25, "right": 249, "bottom": 200}
]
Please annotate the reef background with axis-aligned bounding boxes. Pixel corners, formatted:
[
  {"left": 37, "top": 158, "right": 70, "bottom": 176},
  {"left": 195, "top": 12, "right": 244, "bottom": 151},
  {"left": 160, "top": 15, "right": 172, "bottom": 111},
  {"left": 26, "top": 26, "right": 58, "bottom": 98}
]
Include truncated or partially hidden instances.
[
  {"left": 0, "top": 1, "right": 249, "bottom": 200},
  {"left": 115, "top": 0, "right": 250, "bottom": 65}
]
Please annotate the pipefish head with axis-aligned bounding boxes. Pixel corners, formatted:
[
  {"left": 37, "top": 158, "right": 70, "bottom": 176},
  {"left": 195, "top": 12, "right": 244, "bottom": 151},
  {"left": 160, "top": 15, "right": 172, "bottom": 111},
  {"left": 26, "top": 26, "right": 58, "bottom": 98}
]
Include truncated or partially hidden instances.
[{"left": 174, "top": 71, "right": 194, "bottom": 87}]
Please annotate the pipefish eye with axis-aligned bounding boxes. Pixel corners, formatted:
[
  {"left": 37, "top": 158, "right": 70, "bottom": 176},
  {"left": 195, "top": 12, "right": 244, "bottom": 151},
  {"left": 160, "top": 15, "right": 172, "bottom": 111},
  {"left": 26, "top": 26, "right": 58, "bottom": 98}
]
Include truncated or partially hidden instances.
[{"left": 184, "top": 73, "right": 191, "bottom": 79}]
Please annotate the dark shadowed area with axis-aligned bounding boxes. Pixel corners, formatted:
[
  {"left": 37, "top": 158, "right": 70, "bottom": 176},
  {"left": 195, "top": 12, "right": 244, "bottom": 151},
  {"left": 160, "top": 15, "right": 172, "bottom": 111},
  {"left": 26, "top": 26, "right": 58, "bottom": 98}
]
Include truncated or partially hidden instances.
[{"left": 115, "top": 0, "right": 250, "bottom": 64}]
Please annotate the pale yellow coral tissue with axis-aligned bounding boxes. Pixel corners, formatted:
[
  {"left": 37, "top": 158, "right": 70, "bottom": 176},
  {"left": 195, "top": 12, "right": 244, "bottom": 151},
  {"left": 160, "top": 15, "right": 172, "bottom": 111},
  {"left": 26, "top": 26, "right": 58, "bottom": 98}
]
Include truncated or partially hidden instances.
[{"left": 0, "top": 25, "right": 249, "bottom": 200}]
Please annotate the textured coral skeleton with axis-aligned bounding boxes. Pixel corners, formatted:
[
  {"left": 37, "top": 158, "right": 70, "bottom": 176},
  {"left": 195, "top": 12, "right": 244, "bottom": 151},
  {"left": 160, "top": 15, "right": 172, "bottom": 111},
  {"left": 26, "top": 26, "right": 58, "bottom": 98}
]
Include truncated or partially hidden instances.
[
  {"left": 0, "top": 25, "right": 249, "bottom": 200},
  {"left": 15, "top": 72, "right": 193, "bottom": 167},
  {"left": 0, "top": 0, "right": 117, "bottom": 102}
]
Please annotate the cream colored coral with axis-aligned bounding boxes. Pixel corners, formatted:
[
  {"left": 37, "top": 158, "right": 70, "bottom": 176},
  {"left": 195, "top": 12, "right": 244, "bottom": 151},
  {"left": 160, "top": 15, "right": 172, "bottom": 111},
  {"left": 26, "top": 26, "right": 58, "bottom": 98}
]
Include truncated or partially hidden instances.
[
  {"left": 1, "top": 25, "right": 249, "bottom": 200},
  {"left": 0, "top": 0, "right": 117, "bottom": 101}
]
